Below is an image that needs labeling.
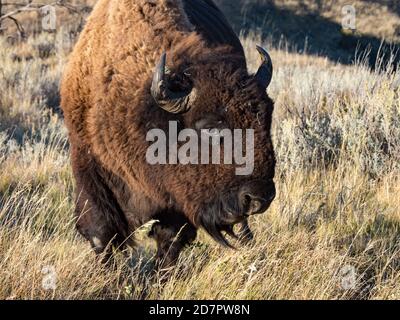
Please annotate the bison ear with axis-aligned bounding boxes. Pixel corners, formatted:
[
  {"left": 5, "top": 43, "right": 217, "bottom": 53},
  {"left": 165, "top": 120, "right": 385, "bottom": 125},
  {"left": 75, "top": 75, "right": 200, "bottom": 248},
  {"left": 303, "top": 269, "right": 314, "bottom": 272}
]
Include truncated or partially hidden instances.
[
  {"left": 151, "top": 52, "right": 196, "bottom": 114},
  {"left": 254, "top": 45, "right": 273, "bottom": 90}
]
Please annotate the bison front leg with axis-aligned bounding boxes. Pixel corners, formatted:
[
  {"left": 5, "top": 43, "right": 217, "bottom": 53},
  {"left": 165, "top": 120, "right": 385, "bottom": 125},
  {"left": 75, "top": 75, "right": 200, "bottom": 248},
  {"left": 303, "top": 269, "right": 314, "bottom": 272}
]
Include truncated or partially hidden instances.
[
  {"left": 149, "top": 211, "right": 197, "bottom": 270},
  {"left": 71, "top": 143, "right": 131, "bottom": 261}
]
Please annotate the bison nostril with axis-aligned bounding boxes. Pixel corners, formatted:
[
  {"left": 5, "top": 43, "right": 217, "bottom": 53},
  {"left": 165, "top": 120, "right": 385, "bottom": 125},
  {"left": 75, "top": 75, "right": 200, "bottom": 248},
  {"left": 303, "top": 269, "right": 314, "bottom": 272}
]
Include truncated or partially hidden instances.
[
  {"left": 238, "top": 180, "right": 276, "bottom": 215},
  {"left": 241, "top": 193, "right": 266, "bottom": 215},
  {"left": 243, "top": 194, "right": 252, "bottom": 207},
  {"left": 250, "top": 199, "right": 262, "bottom": 213}
]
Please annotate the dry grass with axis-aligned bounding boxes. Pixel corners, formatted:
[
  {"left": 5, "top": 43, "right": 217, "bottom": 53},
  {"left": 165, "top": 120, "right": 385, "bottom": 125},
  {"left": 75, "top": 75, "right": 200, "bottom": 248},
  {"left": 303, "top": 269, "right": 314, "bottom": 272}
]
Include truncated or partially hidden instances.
[{"left": 1, "top": 1, "right": 400, "bottom": 300}]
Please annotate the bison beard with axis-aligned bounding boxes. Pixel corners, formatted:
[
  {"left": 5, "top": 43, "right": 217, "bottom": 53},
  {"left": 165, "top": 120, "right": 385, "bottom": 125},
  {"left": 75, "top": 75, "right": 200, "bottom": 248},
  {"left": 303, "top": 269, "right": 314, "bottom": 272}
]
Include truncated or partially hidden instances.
[
  {"left": 60, "top": 0, "right": 276, "bottom": 269},
  {"left": 199, "top": 200, "right": 239, "bottom": 248}
]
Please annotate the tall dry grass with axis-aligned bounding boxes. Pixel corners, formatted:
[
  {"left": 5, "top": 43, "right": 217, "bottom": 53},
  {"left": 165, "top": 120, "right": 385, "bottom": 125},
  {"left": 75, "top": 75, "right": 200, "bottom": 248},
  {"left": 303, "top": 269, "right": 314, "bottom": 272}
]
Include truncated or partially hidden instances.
[{"left": 1, "top": 6, "right": 400, "bottom": 300}]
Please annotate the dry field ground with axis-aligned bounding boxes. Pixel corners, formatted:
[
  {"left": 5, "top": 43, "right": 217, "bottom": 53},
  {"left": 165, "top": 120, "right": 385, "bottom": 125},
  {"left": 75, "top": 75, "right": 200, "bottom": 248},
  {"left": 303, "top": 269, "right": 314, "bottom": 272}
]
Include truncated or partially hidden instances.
[{"left": 0, "top": 0, "right": 400, "bottom": 299}]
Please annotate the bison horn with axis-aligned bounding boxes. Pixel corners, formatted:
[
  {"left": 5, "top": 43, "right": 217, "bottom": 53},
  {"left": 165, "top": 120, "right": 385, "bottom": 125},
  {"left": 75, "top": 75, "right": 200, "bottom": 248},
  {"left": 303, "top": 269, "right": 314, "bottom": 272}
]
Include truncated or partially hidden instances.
[
  {"left": 255, "top": 45, "right": 273, "bottom": 90},
  {"left": 151, "top": 52, "right": 195, "bottom": 114}
]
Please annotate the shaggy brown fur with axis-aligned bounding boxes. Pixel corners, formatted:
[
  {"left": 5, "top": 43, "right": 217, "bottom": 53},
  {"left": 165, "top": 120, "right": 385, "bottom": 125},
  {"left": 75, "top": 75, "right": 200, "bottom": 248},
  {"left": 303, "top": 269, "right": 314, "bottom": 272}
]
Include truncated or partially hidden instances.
[{"left": 61, "top": 0, "right": 275, "bottom": 267}]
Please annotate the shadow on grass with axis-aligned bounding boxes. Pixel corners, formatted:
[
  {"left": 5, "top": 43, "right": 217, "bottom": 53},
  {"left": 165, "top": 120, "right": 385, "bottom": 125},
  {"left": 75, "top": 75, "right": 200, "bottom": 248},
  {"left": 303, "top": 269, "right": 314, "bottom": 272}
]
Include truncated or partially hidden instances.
[{"left": 216, "top": 0, "right": 400, "bottom": 69}]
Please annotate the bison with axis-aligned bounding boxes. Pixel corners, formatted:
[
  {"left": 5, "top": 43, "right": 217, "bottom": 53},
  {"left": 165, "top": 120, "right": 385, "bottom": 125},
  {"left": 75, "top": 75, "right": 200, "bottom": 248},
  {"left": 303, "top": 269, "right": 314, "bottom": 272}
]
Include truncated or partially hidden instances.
[{"left": 61, "top": 0, "right": 276, "bottom": 268}]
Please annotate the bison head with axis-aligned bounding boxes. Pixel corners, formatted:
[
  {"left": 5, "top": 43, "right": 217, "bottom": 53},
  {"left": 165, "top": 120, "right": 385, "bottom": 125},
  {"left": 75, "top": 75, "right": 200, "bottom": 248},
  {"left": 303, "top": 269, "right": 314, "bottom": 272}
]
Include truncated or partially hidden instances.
[{"left": 143, "top": 45, "right": 276, "bottom": 246}]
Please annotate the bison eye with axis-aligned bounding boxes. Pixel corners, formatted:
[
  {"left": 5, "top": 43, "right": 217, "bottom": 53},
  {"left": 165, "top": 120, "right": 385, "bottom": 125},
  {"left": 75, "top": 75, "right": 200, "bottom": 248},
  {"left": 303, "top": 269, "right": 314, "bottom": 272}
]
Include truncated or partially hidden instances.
[
  {"left": 204, "top": 128, "right": 221, "bottom": 137},
  {"left": 195, "top": 118, "right": 227, "bottom": 132}
]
